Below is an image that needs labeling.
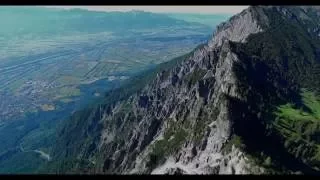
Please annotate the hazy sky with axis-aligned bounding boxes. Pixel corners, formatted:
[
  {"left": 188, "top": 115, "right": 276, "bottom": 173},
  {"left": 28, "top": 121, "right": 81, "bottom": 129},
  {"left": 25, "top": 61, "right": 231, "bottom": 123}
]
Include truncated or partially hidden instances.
[{"left": 44, "top": 6, "right": 249, "bottom": 14}]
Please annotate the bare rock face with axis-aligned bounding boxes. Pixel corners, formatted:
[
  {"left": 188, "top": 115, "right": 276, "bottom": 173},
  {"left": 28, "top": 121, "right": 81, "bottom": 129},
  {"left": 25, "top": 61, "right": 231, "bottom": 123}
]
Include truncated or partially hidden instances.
[
  {"left": 133, "top": 8, "right": 266, "bottom": 173},
  {"left": 208, "top": 7, "right": 263, "bottom": 48},
  {"left": 81, "top": 6, "right": 270, "bottom": 175}
]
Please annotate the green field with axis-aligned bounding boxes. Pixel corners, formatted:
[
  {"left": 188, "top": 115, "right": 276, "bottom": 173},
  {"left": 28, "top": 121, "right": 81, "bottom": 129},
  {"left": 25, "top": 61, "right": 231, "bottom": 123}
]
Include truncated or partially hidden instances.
[
  {"left": 274, "top": 89, "right": 320, "bottom": 168},
  {"left": 275, "top": 89, "right": 320, "bottom": 123}
]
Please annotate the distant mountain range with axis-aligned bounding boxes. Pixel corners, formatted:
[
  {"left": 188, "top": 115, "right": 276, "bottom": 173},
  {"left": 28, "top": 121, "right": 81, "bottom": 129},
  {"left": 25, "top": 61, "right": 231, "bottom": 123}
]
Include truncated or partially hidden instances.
[{"left": 166, "top": 13, "right": 233, "bottom": 28}]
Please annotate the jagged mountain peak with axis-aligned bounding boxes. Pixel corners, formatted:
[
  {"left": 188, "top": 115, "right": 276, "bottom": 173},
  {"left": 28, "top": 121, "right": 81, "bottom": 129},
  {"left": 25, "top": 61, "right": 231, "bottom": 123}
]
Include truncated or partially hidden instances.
[
  {"left": 46, "top": 6, "right": 320, "bottom": 175},
  {"left": 208, "top": 6, "right": 264, "bottom": 48}
]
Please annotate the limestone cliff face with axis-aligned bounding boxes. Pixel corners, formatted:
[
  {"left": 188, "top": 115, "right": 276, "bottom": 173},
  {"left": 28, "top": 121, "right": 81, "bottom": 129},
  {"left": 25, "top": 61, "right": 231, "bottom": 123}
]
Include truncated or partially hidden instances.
[
  {"left": 208, "top": 7, "right": 264, "bottom": 48},
  {"left": 76, "top": 6, "right": 269, "bottom": 174}
]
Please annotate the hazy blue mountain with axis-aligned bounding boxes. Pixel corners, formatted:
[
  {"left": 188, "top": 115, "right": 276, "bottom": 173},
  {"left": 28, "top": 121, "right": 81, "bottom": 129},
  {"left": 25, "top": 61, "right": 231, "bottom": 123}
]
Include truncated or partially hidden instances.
[{"left": 166, "top": 13, "right": 233, "bottom": 28}]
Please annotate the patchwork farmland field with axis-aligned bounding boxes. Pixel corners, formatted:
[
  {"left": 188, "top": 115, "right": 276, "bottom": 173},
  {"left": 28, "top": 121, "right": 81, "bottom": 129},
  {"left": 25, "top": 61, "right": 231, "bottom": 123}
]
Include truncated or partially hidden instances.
[{"left": 0, "top": 28, "right": 209, "bottom": 121}]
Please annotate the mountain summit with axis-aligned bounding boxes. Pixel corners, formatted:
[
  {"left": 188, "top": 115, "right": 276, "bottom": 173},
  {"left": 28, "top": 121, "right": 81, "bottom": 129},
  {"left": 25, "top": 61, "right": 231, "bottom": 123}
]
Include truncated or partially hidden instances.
[{"left": 45, "top": 6, "right": 320, "bottom": 174}]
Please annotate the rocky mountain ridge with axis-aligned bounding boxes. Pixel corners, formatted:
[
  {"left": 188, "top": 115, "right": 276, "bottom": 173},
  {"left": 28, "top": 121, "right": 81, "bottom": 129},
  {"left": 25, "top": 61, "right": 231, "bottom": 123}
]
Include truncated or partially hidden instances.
[{"left": 46, "top": 6, "right": 320, "bottom": 174}]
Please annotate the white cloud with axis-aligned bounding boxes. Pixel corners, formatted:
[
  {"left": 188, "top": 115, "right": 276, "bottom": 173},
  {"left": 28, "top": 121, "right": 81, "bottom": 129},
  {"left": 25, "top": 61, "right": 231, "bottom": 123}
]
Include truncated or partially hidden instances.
[{"left": 43, "top": 6, "right": 249, "bottom": 14}]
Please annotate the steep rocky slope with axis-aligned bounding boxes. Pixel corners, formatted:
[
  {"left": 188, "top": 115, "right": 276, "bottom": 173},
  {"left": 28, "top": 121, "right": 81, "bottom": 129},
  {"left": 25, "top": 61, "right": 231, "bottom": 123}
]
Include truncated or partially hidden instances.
[{"left": 44, "top": 6, "right": 320, "bottom": 174}]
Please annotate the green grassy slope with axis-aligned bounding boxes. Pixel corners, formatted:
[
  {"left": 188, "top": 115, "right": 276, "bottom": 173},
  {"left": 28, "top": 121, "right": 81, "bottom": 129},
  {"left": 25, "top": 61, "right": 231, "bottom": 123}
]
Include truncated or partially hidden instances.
[{"left": 274, "top": 89, "right": 320, "bottom": 169}]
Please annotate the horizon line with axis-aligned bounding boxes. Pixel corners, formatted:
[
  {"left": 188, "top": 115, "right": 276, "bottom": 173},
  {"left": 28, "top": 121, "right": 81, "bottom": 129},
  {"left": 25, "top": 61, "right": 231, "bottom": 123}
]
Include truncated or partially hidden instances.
[{"left": 42, "top": 6, "right": 248, "bottom": 15}]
